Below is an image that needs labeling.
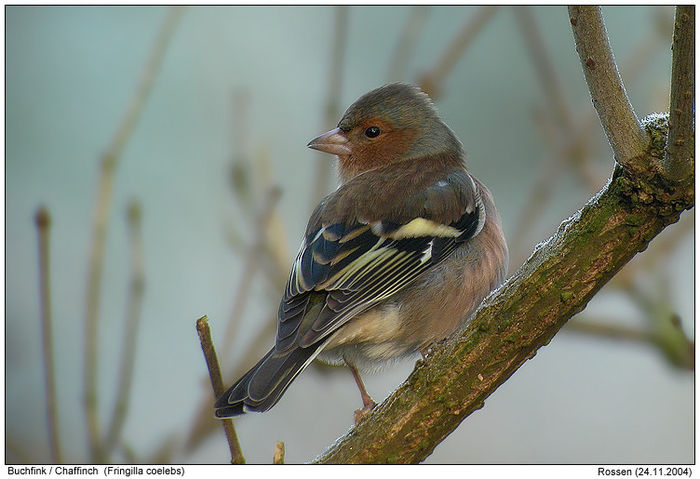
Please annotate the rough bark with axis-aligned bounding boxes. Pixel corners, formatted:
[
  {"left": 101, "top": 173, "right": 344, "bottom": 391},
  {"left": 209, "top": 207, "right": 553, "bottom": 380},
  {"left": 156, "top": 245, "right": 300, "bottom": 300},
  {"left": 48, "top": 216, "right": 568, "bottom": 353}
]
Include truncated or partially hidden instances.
[{"left": 665, "top": 5, "right": 695, "bottom": 183}]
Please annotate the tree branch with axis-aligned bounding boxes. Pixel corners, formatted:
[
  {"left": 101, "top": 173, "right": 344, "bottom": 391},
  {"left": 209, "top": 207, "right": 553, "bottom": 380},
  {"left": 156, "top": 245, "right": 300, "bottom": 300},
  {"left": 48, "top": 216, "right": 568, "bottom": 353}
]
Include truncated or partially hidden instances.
[
  {"left": 568, "top": 6, "right": 649, "bottom": 170},
  {"left": 664, "top": 5, "right": 695, "bottom": 183}
]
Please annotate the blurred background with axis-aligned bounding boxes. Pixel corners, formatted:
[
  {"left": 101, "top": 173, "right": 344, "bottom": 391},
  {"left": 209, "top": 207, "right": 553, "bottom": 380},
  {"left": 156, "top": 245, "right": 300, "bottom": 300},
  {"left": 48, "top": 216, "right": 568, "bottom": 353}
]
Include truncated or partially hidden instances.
[{"left": 6, "top": 5, "right": 693, "bottom": 464}]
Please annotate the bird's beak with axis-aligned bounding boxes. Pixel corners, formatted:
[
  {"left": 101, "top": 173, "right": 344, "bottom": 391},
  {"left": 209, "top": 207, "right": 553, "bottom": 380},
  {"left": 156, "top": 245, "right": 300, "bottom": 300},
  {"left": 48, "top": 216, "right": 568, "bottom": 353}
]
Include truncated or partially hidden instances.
[{"left": 307, "top": 127, "right": 351, "bottom": 157}]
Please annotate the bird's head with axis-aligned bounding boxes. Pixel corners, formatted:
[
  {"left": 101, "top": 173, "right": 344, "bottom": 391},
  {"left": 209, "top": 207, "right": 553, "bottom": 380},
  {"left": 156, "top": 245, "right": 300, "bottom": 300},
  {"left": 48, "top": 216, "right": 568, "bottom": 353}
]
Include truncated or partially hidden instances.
[{"left": 308, "top": 83, "right": 464, "bottom": 182}]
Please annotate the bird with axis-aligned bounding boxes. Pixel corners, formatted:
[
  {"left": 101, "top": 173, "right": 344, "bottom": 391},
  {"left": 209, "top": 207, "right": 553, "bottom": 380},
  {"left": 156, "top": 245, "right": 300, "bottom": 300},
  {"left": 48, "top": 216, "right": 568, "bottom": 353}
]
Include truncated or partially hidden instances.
[{"left": 215, "top": 83, "right": 508, "bottom": 423}]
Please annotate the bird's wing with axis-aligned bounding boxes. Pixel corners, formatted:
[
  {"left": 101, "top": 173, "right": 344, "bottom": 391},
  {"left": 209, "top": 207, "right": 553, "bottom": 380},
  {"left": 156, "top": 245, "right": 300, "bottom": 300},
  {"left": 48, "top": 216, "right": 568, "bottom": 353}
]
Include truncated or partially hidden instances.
[{"left": 275, "top": 169, "right": 485, "bottom": 352}]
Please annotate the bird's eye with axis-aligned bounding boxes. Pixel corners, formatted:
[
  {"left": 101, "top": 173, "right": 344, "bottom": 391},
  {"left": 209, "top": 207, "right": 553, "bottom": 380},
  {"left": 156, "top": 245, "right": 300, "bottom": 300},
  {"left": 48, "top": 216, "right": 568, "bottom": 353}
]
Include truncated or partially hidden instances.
[{"left": 364, "top": 126, "right": 381, "bottom": 138}]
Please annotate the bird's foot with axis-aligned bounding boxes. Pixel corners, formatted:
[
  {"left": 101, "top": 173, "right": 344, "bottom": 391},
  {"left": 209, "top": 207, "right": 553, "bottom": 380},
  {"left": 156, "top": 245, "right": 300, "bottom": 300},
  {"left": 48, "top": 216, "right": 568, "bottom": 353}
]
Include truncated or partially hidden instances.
[
  {"left": 353, "top": 399, "right": 376, "bottom": 424},
  {"left": 419, "top": 344, "right": 434, "bottom": 361}
]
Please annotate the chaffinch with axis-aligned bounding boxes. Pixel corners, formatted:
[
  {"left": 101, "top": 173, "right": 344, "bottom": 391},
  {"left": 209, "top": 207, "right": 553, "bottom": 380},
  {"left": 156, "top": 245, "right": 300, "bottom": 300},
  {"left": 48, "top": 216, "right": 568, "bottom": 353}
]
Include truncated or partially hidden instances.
[{"left": 215, "top": 83, "right": 508, "bottom": 422}]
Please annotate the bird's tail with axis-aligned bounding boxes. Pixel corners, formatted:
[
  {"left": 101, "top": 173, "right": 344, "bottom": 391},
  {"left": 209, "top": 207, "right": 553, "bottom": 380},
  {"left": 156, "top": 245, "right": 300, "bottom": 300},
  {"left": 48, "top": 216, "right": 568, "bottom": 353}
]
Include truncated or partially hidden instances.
[{"left": 214, "top": 343, "right": 325, "bottom": 417}]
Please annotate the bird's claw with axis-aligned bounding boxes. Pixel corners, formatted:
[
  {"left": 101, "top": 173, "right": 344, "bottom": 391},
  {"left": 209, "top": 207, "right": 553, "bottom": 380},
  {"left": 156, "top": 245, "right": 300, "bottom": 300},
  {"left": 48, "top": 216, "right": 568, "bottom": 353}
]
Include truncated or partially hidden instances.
[{"left": 353, "top": 400, "right": 377, "bottom": 424}]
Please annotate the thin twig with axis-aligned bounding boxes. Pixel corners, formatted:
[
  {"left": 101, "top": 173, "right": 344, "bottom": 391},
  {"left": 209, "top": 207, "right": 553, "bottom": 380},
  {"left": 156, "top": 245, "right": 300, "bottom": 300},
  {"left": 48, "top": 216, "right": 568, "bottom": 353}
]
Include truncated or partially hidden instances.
[
  {"left": 229, "top": 89, "right": 253, "bottom": 216},
  {"left": 186, "top": 311, "right": 277, "bottom": 452},
  {"left": 518, "top": 14, "right": 601, "bottom": 191},
  {"left": 387, "top": 7, "right": 430, "bottom": 82},
  {"left": 273, "top": 441, "right": 285, "bottom": 464},
  {"left": 565, "top": 317, "right": 653, "bottom": 344},
  {"left": 568, "top": 6, "right": 649, "bottom": 169},
  {"left": 664, "top": 5, "right": 695, "bottom": 182},
  {"left": 311, "top": 6, "right": 348, "bottom": 207},
  {"left": 196, "top": 316, "right": 246, "bottom": 464},
  {"left": 573, "top": 274, "right": 694, "bottom": 371},
  {"left": 103, "top": 201, "right": 146, "bottom": 456},
  {"left": 35, "top": 206, "right": 62, "bottom": 464},
  {"left": 419, "top": 6, "right": 498, "bottom": 99},
  {"left": 221, "top": 185, "right": 282, "bottom": 359},
  {"left": 252, "top": 146, "right": 292, "bottom": 288},
  {"left": 83, "top": 7, "right": 182, "bottom": 461},
  {"left": 514, "top": 7, "right": 573, "bottom": 132},
  {"left": 569, "top": 314, "right": 693, "bottom": 369},
  {"left": 227, "top": 102, "right": 289, "bottom": 291}
]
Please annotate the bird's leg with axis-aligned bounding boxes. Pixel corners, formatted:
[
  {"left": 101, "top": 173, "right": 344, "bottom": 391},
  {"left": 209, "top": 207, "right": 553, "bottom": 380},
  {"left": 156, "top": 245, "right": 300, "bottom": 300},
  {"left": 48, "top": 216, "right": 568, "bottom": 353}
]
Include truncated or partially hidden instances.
[{"left": 344, "top": 357, "right": 376, "bottom": 424}]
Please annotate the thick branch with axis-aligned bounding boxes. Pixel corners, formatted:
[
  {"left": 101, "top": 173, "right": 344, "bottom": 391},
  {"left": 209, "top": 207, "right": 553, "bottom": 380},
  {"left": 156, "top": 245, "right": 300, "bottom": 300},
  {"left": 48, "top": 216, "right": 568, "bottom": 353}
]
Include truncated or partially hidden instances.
[
  {"left": 315, "top": 118, "right": 693, "bottom": 464},
  {"left": 665, "top": 5, "right": 695, "bottom": 182},
  {"left": 568, "top": 6, "right": 649, "bottom": 169}
]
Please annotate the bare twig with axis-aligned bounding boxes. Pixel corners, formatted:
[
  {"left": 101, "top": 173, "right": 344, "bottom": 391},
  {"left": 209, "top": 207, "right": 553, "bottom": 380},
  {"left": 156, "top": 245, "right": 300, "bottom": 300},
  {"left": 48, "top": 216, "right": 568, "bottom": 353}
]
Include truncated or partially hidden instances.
[
  {"left": 104, "top": 201, "right": 146, "bottom": 456},
  {"left": 227, "top": 102, "right": 290, "bottom": 290},
  {"left": 186, "top": 311, "right": 277, "bottom": 452},
  {"left": 387, "top": 7, "right": 430, "bottom": 82},
  {"left": 514, "top": 7, "right": 573, "bottom": 132},
  {"left": 221, "top": 185, "right": 282, "bottom": 359},
  {"left": 229, "top": 89, "right": 253, "bottom": 215},
  {"left": 419, "top": 6, "right": 498, "bottom": 99},
  {"left": 569, "top": 312, "right": 692, "bottom": 371},
  {"left": 311, "top": 6, "right": 348, "bottom": 207},
  {"left": 664, "top": 5, "right": 695, "bottom": 182},
  {"left": 35, "top": 206, "right": 62, "bottom": 464},
  {"left": 619, "top": 278, "right": 693, "bottom": 370},
  {"left": 273, "top": 441, "right": 285, "bottom": 465},
  {"left": 196, "top": 316, "right": 245, "bottom": 465},
  {"left": 565, "top": 317, "right": 653, "bottom": 343},
  {"left": 568, "top": 6, "right": 649, "bottom": 169},
  {"left": 251, "top": 146, "right": 292, "bottom": 289},
  {"left": 83, "top": 7, "right": 182, "bottom": 461}
]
